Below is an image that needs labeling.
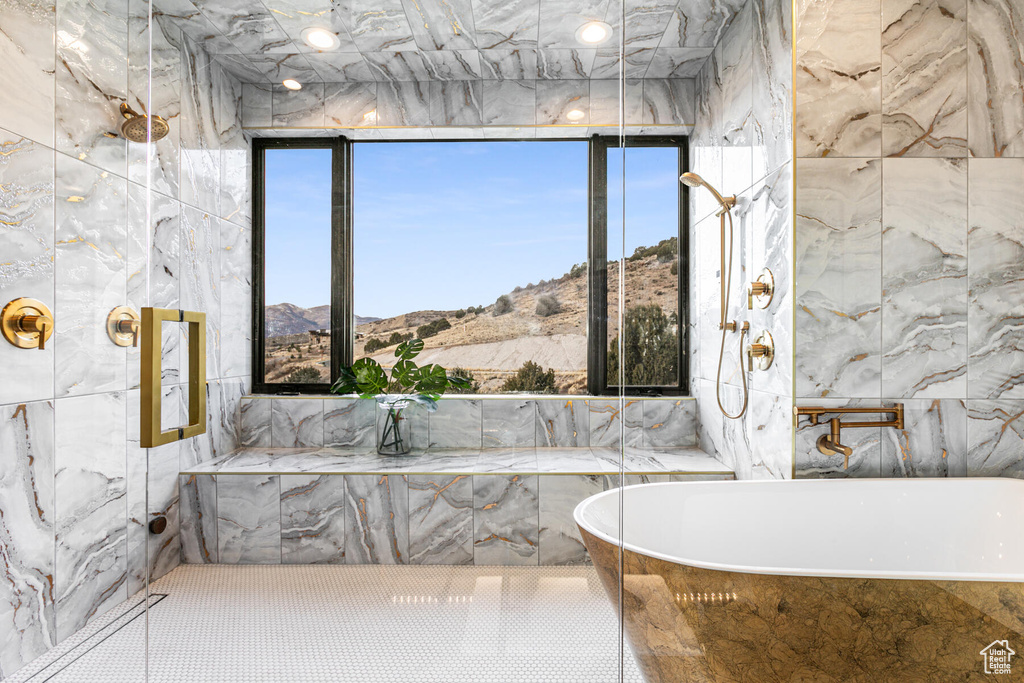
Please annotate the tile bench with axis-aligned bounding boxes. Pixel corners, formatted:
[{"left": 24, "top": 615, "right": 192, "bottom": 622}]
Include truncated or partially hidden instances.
[{"left": 180, "top": 447, "right": 733, "bottom": 567}]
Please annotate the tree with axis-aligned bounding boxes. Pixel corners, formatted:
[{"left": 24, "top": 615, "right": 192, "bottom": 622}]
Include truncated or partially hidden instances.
[
  {"left": 607, "top": 304, "right": 678, "bottom": 386},
  {"left": 447, "top": 367, "right": 479, "bottom": 394},
  {"left": 501, "top": 360, "right": 557, "bottom": 393},
  {"left": 493, "top": 294, "right": 513, "bottom": 316},
  {"left": 364, "top": 338, "right": 387, "bottom": 354},
  {"left": 535, "top": 295, "right": 561, "bottom": 317},
  {"left": 287, "top": 366, "right": 321, "bottom": 383},
  {"left": 417, "top": 318, "right": 451, "bottom": 339},
  {"left": 388, "top": 331, "right": 413, "bottom": 345}
]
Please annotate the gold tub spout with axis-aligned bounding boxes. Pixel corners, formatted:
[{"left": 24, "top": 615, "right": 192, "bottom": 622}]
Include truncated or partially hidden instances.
[{"left": 795, "top": 404, "right": 904, "bottom": 469}]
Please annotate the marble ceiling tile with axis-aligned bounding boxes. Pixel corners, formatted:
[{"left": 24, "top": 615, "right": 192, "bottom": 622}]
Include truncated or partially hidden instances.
[
  {"left": 0, "top": 0, "right": 56, "bottom": 147},
  {"left": 481, "top": 79, "right": 536, "bottom": 125},
  {"left": 262, "top": 0, "right": 358, "bottom": 53},
  {"left": 363, "top": 50, "right": 433, "bottom": 80},
  {"left": 536, "top": 48, "right": 595, "bottom": 79},
  {"left": 605, "top": 0, "right": 675, "bottom": 50},
  {"left": 472, "top": 0, "right": 540, "bottom": 49},
  {"left": 882, "top": 0, "right": 967, "bottom": 157},
  {"left": 155, "top": 0, "right": 240, "bottom": 54},
  {"left": 642, "top": 78, "right": 695, "bottom": 124},
  {"left": 401, "top": 0, "right": 478, "bottom": 50},
  {"left": 325, "top": 82, "right": 377, "bottom": 126},
  {"left": 190, "top": 0, "right": 295, "bottom": 53},
  {"left": 273, "top": 82, "right": 327, "bottom": 127},
  {"left": 645, "top": 47, "right": 713, "bottom": 78},
  {"left": 376, "top": 80, "right": 431, "bottom": 125},
  {"left": 239, "top": 52, "right": 319, "bottom": 82},
  {"left": 590, "top": 78, "right": 644, "bottom": 125},
  {"left": 662, "top": 0, "right": 745, "bottom": 48},
  {"left": 479, "top": 48, "right": 538, "bottom": 79},
  {"left": 536, "top": 79, "right": 590, "bottom": 125},
  {"left": 429, "top": 81, "right": 483, "bottom": 125},
  {"left": 214, "top": 53, "right": 274, "bottom": 82},
  {"left": 537, "top": 0, "right": 610, "bottom": 49},
  {"left": 590, "top": 46, "right": 654, "bottom": 79},
  {"left": 420, "top": 49, "right": 482, "bottom": 80},
  {"left": 305, "top": 51, "right": 374, "bottom": 80},
  {"left": 341, "top": 0, "right": 418, "bottom": 51}
]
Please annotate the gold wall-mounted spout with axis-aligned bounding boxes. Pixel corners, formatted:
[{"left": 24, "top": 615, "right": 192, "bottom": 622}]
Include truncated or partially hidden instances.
[
  {"left": 795, "top": 404, "right": 905, "bottom": 469},
  {"left": 107, "top": 306, "right": 141, "bottom": 347},
  {"left": 1, "top": 298, "right": 54, "bottom": 350}
]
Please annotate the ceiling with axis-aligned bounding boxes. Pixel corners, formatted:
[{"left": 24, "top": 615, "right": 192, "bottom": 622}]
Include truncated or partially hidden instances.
[{"left": 154, "top": 0, "right": 743, "bottom": 85}]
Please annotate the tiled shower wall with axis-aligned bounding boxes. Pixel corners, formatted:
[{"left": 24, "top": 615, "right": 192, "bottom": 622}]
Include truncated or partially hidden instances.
[
  {"left": 0, "top": 5, "right": 251, "bottom": 679},
  {"left": 688, "top": 0, "right": 795, "bottom": 478},
  {"left": 794, "top": 0, "right": 1024, "bottom": 478}
]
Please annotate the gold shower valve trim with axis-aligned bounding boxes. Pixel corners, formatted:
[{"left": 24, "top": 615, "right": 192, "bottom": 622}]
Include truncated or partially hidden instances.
[
  {"left": 106, "top": 306, "right": 141, "bottom": 347},
  {"left": 746, "top": 330, "right": 774, "bottom": 371},
  {"left": 748, "top": 268, "right": 775, "bottom": 310},
  {"left": 1, "top": 298, "right": 53, "bottom": 350}
]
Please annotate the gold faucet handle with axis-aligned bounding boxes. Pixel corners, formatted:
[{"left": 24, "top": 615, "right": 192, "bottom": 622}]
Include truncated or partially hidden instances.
[
  {"left": 107, "top": 307, "right": 142, "bottom": 348},
  {"left": 19, "top": 314, "right": 52, "bottom": 350},
  {"left": 116, "top": 318, "right": 141, "bottom": 347}
]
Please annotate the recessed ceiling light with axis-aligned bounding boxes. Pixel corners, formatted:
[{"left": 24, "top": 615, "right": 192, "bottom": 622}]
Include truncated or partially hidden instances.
[
  {"left": 566, "top": 109, "right": 586, "bottom": 122},
  {"left": 301, "top": 26, "right": 341, "bottom": 51},
  {"left": 282, "top": 79, "right": 303, "bottom": 91},
  {"left": 576, "top": 20, "right": 612, "bottom": 45}
]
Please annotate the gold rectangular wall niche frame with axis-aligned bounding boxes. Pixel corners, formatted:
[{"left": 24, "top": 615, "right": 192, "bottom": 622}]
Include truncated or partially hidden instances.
[{"left": 141, "top": 307, "right": 207, "bottom": 448}]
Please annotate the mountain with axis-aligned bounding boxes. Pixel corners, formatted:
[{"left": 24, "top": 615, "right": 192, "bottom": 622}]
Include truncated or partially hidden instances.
[{"left": 264, "top": 302, "right": 380, "bottom": 337}]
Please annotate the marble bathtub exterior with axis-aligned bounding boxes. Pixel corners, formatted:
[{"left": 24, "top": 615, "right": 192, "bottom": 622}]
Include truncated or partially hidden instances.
[{"left": 0, "top": 7, "right": 252, "bottom": 677}]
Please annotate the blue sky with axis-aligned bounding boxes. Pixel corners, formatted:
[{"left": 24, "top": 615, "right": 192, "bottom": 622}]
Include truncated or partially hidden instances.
[{"left": 264, "top": 142, "right": 679, "bottom": 318}]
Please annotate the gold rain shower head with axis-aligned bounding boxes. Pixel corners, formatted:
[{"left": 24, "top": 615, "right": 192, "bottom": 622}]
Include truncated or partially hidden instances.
[
  {"left": 680, "top": 172, "right": 736, "bottom": 216},
  {"left": 118, "top": 103, "right": 169, "bottom": 143}
]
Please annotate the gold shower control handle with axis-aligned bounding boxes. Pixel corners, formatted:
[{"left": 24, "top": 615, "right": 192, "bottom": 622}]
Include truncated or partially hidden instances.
[
  {"left": 746, "top": 331, "right": 775, "bottom": 372},
  {"left": 1, "top": 298, "right": 54, "bottom": 350},
  {"left": 107, "top": 306, "right": 141, "bottom": 347},
  {"left": 747, "top": 268, "right": 775, "bottom": 310}
]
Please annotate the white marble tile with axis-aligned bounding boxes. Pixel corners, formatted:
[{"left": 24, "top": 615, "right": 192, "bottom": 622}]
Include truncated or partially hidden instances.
[
  {"left": 54, "top": 155, "right": 128, "bottom": 398},
  {"left": 536, "top": 80, "right": 590, "bottom": 125},
  {"left": 881, "top": 398, "right": 967, "bottom": 477},
  {"left": 718, "top": 2, "right": 753, "bottom": 193},
  {"left": 473, "top": 0, "right": 539, "bottom": 49},
  {"left": 179, "top": 473, "right": 218, "bottom": 563},
  {"left": 590, "top": 46, "right": 654, "bottom": 79},
  {"left": 752, "top": 0, "right": 792, "bottom": 180},
  {"left": 589, "top": 78, "right": 643, "bottom": 126},
  {"left": 642, "top": 400, "right": 697, "bottom": 448},
  {"left": 272, "top": 83, "right": 326, "bottom": 128},
  {"left": 641, "top": 79, "right": 695, "bottom": 125},
  {"left": 189, "top": 0, "right": 292, "bottom": 54},
  {"left": 216, "top": 73, "right": 249, "bottom": 227},
  {"left": 587, "top": 399, "right": 642, "bottom": 448},
  {"left": 535, "top": 48, "right": 595, "bottom": 79},
  {"left": 795, "top": 158, "right": 882, "bottom": 398},
  {"left": 215, "top": 378, "right": 248, "bottom": 455},
  {"left": 323, "top": 398, "right": 375, "bottom": 448},
  {"left": 55, "top": 0, "right": 128, "bottom": 177},
  {"left": 795, "top": 0, "right": 882, "bottom": 157},
  {"left": 0, "top": 133, "right": 55, "bottom": 406},
  {"left": 663, "top": 0, "right": 745, "bottom": 47},
  {"left": 0, "top": 0, "right": 56, "bottom": 147},
  {"left": 881, "top": 158, "right": 967, "bottom": 398},
  {"left": 241, "top": 83, "right": 272, "bottom": 128},
  {"left": 967, "top": 159, "right": 1024, "bottom": 399},
  {"left": 219, "top": 221, "right": 251, "bottom": 378},
  {"left": 473, "top": 474, "right": 539, "bottom": 565},
  {"left": 429, "top": 399, "right": 481, "bottom": 448},
  {"left": 272, "top": 398, "right": 324, "bottom": 448},
  {"left": 344, "top": 0, "right": 417, "bottom": 52},
  {"left": 401, "top": 0, "right": 477, "bottom": 50},
  {"left": 261, "top": 0, "right": 357, "bottom": 54},
  {"left": 748, "top": 391, "right": 792, "bottom": 479},
  {"left": 180, "top": 205, "right": 221, "bottom": 380},
  {"left": 482, "top": 400, "right": 536, "bottom": 448},
  {"left": 217, "top": 474, "right": 282, "bottom": 563},
  {"left": 478, "top": 48, "right": 538, "bottom": 79},
  {"left": 179, "top": 34, "right": 221, "bottom": 214},
  {"left": 967, "top": 0, "right": 1024, "bottom": 157},
  {"left": 536, "top": 399, "right": 590, "bottom": 447},
  {"left": 795, "top": 399, "right": 882, "bottom": 478},
  {"left": 54, "top": 392, "right": 127, "bottom": 642},
  {"left": 966, "top": 400, "right": 1024, "bottom": 478},
  {"left": 376, "top": 81, "right": 431, "bottom": 126},
  {"left": 281, "top": 474, "right": 346, "bottom": 564},
  {"left": 304, "top": 52, "right": 374, "bottom": 81},
  {"left": 882, "top": 0, "right": 967, "bottom": 157},
  {"left": 645, "top": 48, "right": 713, "bottom": 78},
  {"left": 408, "top": 474, "right": 474, "bottom": 565},
  {"left": 324, "top": 82, "right": 376, "bottom": 127},
  {"left": 429, "top": 81, "right": 483, "bottom": 126},
  {"left": 537, "top": 0, "right": 609, "bottom": 49},
  {"left": 481, "top": 80, "right": 536, "bottom": 125},
  {"left": 344, "top": 474, "right": 409, "bottom": 564},
  {"left": 538, "top": 475, "right": 613, "bottom": 565},
  {"left": 0, "top": 400, "right": 55, "bottom": 675},
  {"left": 240, "top": 398, "right": 272, "bottom": 448}
]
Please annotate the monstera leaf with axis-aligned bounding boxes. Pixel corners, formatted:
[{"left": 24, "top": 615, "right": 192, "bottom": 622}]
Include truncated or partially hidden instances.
[
  {"left": 351, "top": 357, "right": 388, "bottom": 395},
  {"left": 391, "top": 359, "right": 419, "bottom": 389},
  {"left": 330, "top": 365, "right": 359, "bottom": 395},
  {"left": 395, "top": 339, "right": 424, "bottom": 361},
  {"left": 413, "top": 364, "right": 449, "bottom": 396}
]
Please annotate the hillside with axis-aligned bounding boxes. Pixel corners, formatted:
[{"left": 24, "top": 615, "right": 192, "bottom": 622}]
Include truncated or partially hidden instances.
[
  {"left": 265, "top": 303, "right": 379, "bottom": 337},
  {"left": 264, "top": 245, "right": 679, "bottom": 391}
]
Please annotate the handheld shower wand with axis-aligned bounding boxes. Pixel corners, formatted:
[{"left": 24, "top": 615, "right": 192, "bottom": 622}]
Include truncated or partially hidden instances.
[{"left": 680, "top": 172, "right": 748, "bottom": 420}]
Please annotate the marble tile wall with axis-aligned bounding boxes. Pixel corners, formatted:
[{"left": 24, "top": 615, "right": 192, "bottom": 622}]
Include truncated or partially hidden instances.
[
  {"left": 240, "top": 396, "right": 698, "bottom": 450},
  {"left": 0, "top": 3, "right": 251, "bottom": 678},
  {"left": 178, "top": 470, "right": 731, "bottom": 567},
  {"left": 794, "top": 0, "right": 1024, "bottom": 479},
  {"left": 240, "top": 77, "right": 696, "bottom": 133},
  {"left": 688, "top": 0, "right": 795, "bottom": 479}
]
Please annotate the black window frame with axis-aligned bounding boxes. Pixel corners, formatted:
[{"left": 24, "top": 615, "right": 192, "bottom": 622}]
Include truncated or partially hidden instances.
[{"left": 252, "top": 135, "right": 689, "bottom": 397}]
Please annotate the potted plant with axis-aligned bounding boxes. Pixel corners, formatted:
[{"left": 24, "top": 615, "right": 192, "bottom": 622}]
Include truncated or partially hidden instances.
[{"left": 330, "top": 339, "right": 470, "bottom": 455}]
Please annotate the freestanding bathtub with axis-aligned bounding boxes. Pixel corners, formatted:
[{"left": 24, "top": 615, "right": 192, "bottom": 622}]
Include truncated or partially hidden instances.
[{"left": 576, "top": 479, "right": 1024, "bottom": 682}]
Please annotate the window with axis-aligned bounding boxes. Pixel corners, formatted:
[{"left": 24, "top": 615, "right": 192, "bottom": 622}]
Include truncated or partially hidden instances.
[{"left": 252, "top": 136, "right": 687, "bottom": 395}]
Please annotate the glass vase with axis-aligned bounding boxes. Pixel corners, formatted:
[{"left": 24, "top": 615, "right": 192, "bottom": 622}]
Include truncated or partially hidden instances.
[{"left": 376, "top": 397, "right": 412, "bottom": 456}]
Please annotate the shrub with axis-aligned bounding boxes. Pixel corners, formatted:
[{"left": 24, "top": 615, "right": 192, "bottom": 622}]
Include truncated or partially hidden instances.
[
  {"left": 670, "top": 261, "right": 678, "bottom": 276},
  {"left": 388, "top": 331, "right": 413, "bottom": 345},
  {"left": 501, "top": 360, "right": 557, "bottom": 393},
  {"left": 493, "top": 294, "right": 513, "bottom": 316},
  {"left": 628, "top": 237, "right": 678, "bottom": 263},
  {"left": 447, "top": 367, "right": 479, "bottom": 394},
  {"left": 454, "top": 309, "right": 466, "bottom": 319},
  {"left": 364, "top": 338, "right": 387, "bottom": 354},
  {"left": 287, "top": 366, "right": 321, "bottom": 383},
  {"left": 568, "top": 262, "right": 587, "bottom": 279},
  {"left": 417, "top": 318, "right": 451, "bottom": 339},
  {"left": 607, "top": 304, "right": 678, "bottom": 386},
  {"left": 535, "top": 295, "right": 561, "bottom": 317}
]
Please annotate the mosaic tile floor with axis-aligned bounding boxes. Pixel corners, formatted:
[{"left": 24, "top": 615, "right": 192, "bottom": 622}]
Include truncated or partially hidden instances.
[{"left": 14, "top": 565, "right": 644, "bottom": 683}]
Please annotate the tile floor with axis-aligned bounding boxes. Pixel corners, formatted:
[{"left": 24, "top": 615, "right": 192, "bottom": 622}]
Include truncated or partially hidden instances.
[{"left": 11, "top": 565, "right": 643, "bottom": 682}]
